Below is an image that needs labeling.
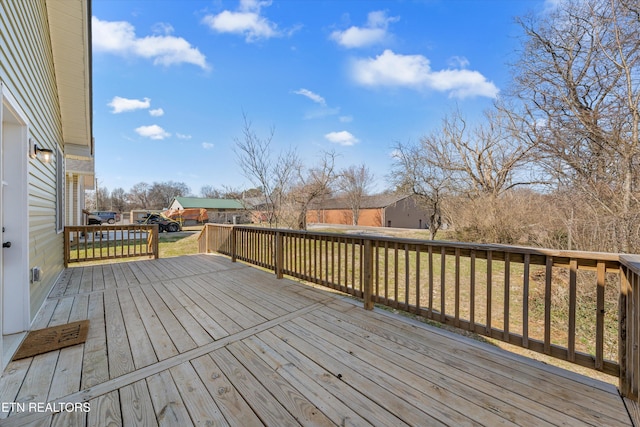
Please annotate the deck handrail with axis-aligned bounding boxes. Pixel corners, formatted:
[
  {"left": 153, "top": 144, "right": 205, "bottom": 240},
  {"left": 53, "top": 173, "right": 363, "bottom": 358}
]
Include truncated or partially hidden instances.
[
  {"left": 64, "top": 224, "right": 159, "bottom": 267},
  {"left": 619, "top": 255, "right": 640, "bottom": 402},
  {"left": 197, "top": 223, "right": 640, "bottom": 402}
]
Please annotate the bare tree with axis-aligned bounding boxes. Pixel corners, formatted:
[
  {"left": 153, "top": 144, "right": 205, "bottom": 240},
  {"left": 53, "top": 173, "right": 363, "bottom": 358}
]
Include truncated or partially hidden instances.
[
  {"left": 508, "top": 0, "right": 640, "bottom": 252},
  {"left": 200, "top": 185, "right": 222, "bottom": 198},
  {"left": 127, "top": 182, "right": 151, "bottom": 210},
  {"left": 234, "top": 114, "right": 298, "bottom": 227},
  {"left": 288, "top": 151, "right": 337, "bottom": 230},
  {"left": 149, "top": 181, "right": 190, "bottom": 209},
  {"left": 337, "top": 164, "right": 374, "bottom": 225},
  {"left": 96, "top": 186, "right": 111, "bottom": 210},
  {"left": 390, "top": 142, "right": 451, "bottom": 239},
  {"left": 424, "top": 107, "right": 539, "bottom": 198},
  {"left": 111, "top": 187, "right": 128, "bottom": 213}
]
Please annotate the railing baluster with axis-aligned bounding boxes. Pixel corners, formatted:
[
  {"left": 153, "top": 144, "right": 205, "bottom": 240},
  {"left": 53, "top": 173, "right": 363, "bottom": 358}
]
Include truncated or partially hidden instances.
[
  {"left": 324, "top": 235, "right": 328, "bottom": 285},
  {"left": 352, "top": 239, "right": 356, "bottom": 292},
  {"left": 486, "top": 250, "right": 493, "bottom": 335},
  {"left": 470, "top": 249, "right": 476, "bottom": 332},
  {"left": 441, "top": 247, "right": 446, "bottom": 323},
  {"left": 384, "top": 241, "right": 389, "bottom": 305},
  {"left": 629, "top": 266, "right": 637, "bottom": 399},
  {"left": 374, "top": 240, "right": 379, "bottom": 300},
  {"left": 394, "top": 242, "right": 399, "bottom": 308},
  {"left": 544, "top": 256, "right": 553, "bottom": 355},
  {"left": 337, "top": 236, "right": 341, "bottom": 286},
  {"left": 504, "top": 252, "right": 510, "bottom": 342},
  {"left": 428, "top": 245, "right": 434, "bottom": 318},
  {"left": 415, "top": 247, "right": 421, "bottom": 312},
  {"left": 523, "top": 253, "right": 530, "bottom": 348},
  {"left": 404, "top": 243, "right": 410, "bottom": 310},
  {"left": 455, "top": 247, "right": 460, "bottom": 327},
  {"left": 596, "top": 260, "right": 605, "bottom": 370},
  {"left": 363, "top": 239, "right": 373, "bottom": 310},
  {"left": 568, "top": 258, "right": 577, "bottom": 362},
  {"left": 276, "top": 231, "right": 283, "bottom": 279},
  {"left": 313, "top": 234, "right": 317, "bottom": 280},
  {"left": 331, "top": 236, "right": 335, "bottom": 285}
]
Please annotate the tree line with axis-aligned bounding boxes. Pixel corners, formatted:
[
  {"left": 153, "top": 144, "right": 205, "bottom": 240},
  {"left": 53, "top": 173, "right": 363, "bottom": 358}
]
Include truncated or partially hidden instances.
[
  {"left": 235, "top": 0, "right": 640, "bottom": 253},
  {"left": 387, "top": 0, "right": 640, "bottom": 253},
  {"left": 91, "top": 156, "right": 373, "bottom": 231},
  {"left": 93, "top": 0, "right": 639, "bottom": 254},
  {"left": 90, "top": 181, "right": 260, "bottom": 212}
]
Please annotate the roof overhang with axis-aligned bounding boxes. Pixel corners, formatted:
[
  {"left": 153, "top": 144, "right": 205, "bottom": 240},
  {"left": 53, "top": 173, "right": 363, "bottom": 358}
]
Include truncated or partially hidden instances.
[{"left": 46, "top": 0, "right": 93, "bottom": 161}]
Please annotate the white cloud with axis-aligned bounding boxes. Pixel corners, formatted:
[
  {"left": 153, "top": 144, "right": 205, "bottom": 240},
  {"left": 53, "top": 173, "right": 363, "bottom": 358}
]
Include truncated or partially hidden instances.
[
  {"left": 149, "top": 108, "right": 164, "bottom": 117},
  {"left": 92, "top": 16, "right": 209, "bottom": 70},
  {"left": 330, "top": 10, "right": 399, "bottom": 48},
  {"left": 177, "top": 133, "right": 192, "bottom": 140},
  {"left": 325, "top": 131, "right": 359, "bottom": 146},
  {"left": 108, "top": 96, "right": 150, "bottom": 113},
  {"left": 351, "top": 49, "right": 499, "bottom": 98},
  {"left": 202, "top": 142, "right": 215, "bottom": 149},
  {"left": 135, "top": 125, "right": 170, "bottom": 140},
  {"left": 294, "top": 88, "right": 326, "bottom": 106},
  {"left": 152, "top": 22, "right": 174, "bottom": 35},
  {"left": 202, "top": 0, "right": 280, "bottom": 42},
  {"left": 447, "top": 56, "right": 470, "bottom": 69}
]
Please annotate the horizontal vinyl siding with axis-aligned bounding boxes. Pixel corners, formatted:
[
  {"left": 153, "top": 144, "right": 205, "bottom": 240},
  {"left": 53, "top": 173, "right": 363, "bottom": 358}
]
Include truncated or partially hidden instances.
[{"left": 1, "top": 1, "right": 65, "bottom": 319}]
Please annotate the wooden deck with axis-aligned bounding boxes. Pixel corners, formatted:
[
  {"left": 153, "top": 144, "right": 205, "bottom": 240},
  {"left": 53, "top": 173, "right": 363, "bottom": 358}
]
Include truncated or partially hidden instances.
[{"left": 0, "top": 254, "right": 632, "bottom": 426}]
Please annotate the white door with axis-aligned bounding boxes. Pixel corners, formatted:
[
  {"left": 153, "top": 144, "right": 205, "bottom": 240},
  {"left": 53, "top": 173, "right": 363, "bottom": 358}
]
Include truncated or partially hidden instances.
[{"left": 1, "top": 88, "right": 30, "bottom": 343}]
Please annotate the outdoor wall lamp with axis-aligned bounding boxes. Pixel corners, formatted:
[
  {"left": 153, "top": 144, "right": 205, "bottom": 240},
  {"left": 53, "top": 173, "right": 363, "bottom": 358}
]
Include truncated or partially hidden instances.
[{"left": 29, "top": 139, "right": 54, "bottom": 163}]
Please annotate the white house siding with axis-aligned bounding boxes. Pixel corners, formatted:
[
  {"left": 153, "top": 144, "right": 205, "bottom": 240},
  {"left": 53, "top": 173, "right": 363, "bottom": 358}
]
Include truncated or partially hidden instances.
[{"left": 0, "top": 1, "right": 67, "bottom": 320}]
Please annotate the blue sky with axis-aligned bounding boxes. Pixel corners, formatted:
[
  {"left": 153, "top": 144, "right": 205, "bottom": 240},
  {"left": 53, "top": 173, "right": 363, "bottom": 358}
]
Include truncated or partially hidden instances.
[{"left": 92, "top": 0, "right": 550, "bottom": 195}]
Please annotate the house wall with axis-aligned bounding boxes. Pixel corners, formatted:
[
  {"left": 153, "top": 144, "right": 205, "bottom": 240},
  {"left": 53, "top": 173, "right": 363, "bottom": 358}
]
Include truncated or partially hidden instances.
[
  {"left": 384, "top": 196, "right": 430, "bottom": 229},
  {"left": 1, "top": 1, "right": 66, "bottom": 320},
  {"left": 207, "top": 210, "right": 251, "bottom": 224},
  {"left": 307, "top": 208, "right": 384, "bottom": 227},
  {"left": 169, "top": 199, "right": 182, "bottom": 210}
]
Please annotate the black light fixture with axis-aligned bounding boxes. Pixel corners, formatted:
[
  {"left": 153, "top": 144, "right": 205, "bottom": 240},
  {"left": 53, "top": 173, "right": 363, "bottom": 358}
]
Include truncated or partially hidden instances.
[{"left": 29, "top": 138, "right": 54, "bottom": 163}]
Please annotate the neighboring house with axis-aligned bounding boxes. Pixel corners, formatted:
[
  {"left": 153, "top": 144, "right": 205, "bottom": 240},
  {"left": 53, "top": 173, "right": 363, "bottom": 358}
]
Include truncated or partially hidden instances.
[
  {"left": 169, "top": 197, "right": 250, "bottom": 224},
  {"left": 308, "top": 194, "right": 431, "bottom": 229},
  {"left": 0, "top": 0, "right": 94, "bottom": 367}
]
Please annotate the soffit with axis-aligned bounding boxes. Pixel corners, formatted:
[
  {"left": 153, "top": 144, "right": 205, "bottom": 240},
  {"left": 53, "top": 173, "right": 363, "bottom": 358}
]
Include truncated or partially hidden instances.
[{"left": 46, "top": 0, "right": 93, "bottom": 155}]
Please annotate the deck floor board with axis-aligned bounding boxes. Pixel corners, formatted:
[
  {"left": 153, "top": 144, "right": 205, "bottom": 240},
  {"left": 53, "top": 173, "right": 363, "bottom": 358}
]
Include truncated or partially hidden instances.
[{"left": 0, "top": 254, "right": 632, "bottom": 426}]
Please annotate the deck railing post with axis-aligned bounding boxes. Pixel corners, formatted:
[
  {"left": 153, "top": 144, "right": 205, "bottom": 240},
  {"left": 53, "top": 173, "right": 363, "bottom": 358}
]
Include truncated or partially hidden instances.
[
  {"left": 231, "top": 226, "right": 237, "bottom": 263},
  {"left": 205, "top": 224, "right": 211, "bottom": 254},
  {"left": 63, "top": 227, "right": 70, "bottom": 268},
  {"left": 363, "top": 239, "right": 374, "bottom": 310},
  {"left": 618, "top": 256, "right": 640, "bottom": 402},
  {"left": 275, "top": 231, "right": 284, "bottom": 279},
  {"left": 619, "top": 265, "right": 630, "bottom": 398},
  {"left": 148, "top": 225, "right": 159, "bottom": 259}
]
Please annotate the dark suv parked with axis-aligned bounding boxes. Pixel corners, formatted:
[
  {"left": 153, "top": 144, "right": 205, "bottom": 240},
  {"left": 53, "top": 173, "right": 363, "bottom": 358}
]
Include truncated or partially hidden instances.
[
  {"left": 137, "top": 213, "right": 182, "bottom": 232},
  {"left": 91, "top": 211, "right": 120, "bottom": 224}
]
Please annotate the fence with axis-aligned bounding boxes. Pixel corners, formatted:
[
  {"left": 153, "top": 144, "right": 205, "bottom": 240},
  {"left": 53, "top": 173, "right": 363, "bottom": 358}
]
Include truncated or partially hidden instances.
[
  {"left": 64, "top": 224, "right": 159, "bottom": 267},
  {"left": 198, "top": 223, "right": 640, "bottom": 402}
]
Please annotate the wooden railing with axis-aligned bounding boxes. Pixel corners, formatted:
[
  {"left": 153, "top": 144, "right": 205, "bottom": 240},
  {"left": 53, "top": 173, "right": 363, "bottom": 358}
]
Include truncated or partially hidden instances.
[
  {"left": 64, "top": 224, "right": 159, "bottom": 267},
  {"left": 198, "top": 224, "right": 640, "bottom": 402},
  {"left": 619, "top": 256, "right": 640, "bottom": 402}
]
